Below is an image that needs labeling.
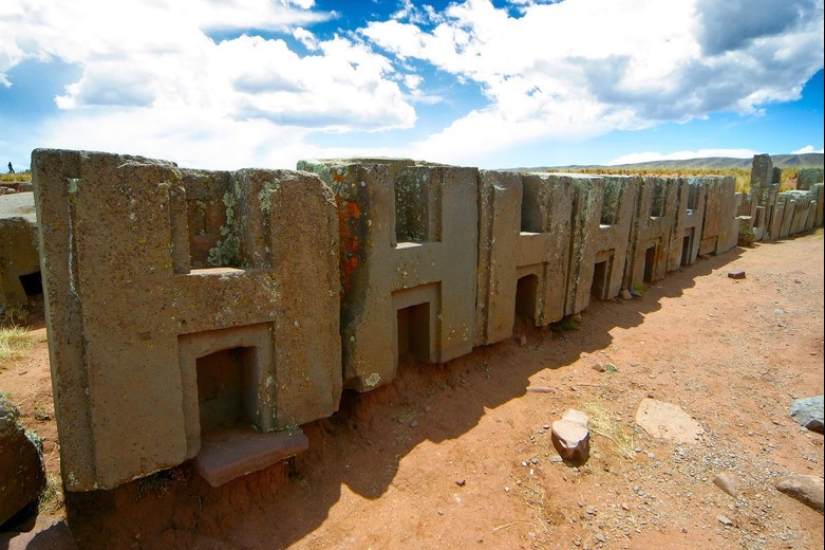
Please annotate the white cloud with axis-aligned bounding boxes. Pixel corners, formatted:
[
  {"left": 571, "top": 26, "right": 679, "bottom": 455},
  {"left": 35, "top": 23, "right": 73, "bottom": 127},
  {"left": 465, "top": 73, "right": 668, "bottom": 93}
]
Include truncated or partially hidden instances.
[
  {"left": 607, "top": 148, "right": 760, "bottom": 166},
  {"left": 293, "top": 28, "right": 319, "bottom": 50},
  {"left": 363, "top": 0, "right": 824, "bottom": 163},
  {"left": 0, "top": 0, "right": 417, "bottom": 168},
  {"left": 791, "top": 145, "right": 825, "bottom": 154},
  {"left": 1, "top": 0, "right": 822, "bottom": 170}
]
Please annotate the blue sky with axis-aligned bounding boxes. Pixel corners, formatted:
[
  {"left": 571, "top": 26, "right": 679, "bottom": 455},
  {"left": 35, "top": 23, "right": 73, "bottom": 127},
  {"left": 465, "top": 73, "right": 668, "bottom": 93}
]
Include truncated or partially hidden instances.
[{"left": 1, "top": 0, "right": 823, "bottom": 172}]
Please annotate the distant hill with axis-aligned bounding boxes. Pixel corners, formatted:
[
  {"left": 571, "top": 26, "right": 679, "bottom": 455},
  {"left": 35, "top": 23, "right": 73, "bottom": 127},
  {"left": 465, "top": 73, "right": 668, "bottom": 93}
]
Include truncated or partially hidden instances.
[{"left": 516, "top": 153, "right": 824, "bottom": 172}]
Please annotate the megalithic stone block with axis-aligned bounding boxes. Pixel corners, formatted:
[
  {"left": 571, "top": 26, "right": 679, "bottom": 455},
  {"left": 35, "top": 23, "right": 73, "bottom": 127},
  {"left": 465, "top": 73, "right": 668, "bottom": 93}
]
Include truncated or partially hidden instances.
[
  {"left": 33, "top": 149, "right": 341, "bottom": 491},
  {"left": 475, "top": 171, "right": 575, "bottom": 345},
  {"left": 625, "top": 176, "right": 679, "bottom": 290},
  {"left": 566, "top": 175, "right": 639, "bottom": 314},
  {"left": 668, "top": 178, "right": 707, "bottom": 271},
  {"left": 779, "top": 191, "right": 796, "bottom": 239},
  {"left": 750, "top": 154, "right": 773, "bottom": 205},
  {"left": 299, "top": 159, "right": 478, "bottom": 391},
  {"left": 811, "top": 183, "right": 824, "bottom": 227},
  {"left": 699, "top": 176, "right": 737, "bottom": 255}
]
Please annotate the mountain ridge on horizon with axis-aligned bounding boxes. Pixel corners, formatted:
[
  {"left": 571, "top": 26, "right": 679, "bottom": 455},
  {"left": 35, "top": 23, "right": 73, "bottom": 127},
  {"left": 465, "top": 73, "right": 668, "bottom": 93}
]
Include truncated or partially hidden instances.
[{"left": 512, "top": 152, "right": 824, "bottom": 172}]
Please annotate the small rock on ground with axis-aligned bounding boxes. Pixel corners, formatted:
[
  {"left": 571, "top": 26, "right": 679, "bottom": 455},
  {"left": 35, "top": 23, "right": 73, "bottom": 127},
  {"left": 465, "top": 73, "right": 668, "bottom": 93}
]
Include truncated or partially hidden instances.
[
  {"left": 713, "top": 473, "right": 739, "bottom": 497},
  {"left": 790, "top": 395, "right": 824, "bottom": 433},
  {"left": 775, "top": 475, "right": 825, "bottom": 513}
]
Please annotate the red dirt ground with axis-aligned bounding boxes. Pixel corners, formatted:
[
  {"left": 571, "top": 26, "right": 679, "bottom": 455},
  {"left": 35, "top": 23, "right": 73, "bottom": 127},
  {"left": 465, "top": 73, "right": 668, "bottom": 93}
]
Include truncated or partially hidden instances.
[{"left": 2, "top": 229, "right": 823, "bottom": 550}]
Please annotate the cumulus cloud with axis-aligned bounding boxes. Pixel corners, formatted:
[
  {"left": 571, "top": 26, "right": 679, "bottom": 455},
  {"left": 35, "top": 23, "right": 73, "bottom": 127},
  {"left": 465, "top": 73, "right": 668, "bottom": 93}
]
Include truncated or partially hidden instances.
[
  {"left": 792, "top": 145, "right": 825, "bottom": 154},
  {"left": 0, "top": 0, "right": 417, "bottom": 168},
  {"left": 363, "top": 0, "right": 824, "bottom": 164},
  {"left": 1, "top": 0, "right": 822, "bottom": 169}
]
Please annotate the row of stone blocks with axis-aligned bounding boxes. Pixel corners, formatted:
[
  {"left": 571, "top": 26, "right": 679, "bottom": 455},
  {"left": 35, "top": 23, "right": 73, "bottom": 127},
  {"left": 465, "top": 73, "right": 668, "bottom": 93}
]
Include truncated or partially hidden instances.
[
  {"left": 736, "top": 155, "right": 824, "bottom": 244},
  {"left": 30, "top": 149, "right": 744, "bottom": 492}
]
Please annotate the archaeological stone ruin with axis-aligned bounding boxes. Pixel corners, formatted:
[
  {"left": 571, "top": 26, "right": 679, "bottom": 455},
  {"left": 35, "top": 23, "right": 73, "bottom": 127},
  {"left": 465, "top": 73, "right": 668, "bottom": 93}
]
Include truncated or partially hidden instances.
[{"left": 0, "top": 148, "right": 818, "bottom": 499}]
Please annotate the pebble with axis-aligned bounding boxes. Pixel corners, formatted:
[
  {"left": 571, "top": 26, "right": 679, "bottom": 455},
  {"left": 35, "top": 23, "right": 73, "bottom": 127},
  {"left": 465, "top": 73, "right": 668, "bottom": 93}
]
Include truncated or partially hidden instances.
[{"left": 717, "top": 515, "right": 734, "bottom": 526}]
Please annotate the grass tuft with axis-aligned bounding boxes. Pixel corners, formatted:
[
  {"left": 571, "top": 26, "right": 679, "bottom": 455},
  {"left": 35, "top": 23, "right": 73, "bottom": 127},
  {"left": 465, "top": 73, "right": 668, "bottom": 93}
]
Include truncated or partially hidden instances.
[
  {"left": 582, "top": 401, "right": 635, "bottom": 460},
  {"left": 0, "top": 326, "right": 39, "bottom": 364}
]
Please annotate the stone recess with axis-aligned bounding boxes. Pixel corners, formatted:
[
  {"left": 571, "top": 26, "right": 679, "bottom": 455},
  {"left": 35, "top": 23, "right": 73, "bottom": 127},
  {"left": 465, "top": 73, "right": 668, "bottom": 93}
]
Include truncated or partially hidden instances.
[
  {"left": 33, "top": 149, "right": 341, "bottom": 491},
  {"left": 0, "top": 395, "right": 46, "bottom": 527},
  {"left": 0, "top": 193, "right": 41, "bottom": 313}
]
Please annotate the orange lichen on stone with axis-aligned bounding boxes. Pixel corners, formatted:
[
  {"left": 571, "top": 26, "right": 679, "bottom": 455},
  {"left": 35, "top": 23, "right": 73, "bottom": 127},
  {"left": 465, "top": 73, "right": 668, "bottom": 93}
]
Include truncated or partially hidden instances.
[{"left": 336, "top": 196, "right": 362, "bottom": 296}]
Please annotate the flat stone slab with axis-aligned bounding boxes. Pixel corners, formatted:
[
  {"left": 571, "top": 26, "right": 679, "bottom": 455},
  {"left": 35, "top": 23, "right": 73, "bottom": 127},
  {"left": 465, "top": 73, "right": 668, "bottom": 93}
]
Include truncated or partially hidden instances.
[
  {"left": 0, "top": 193, "right": 36, "bottom": 223},
  {"left": 194, "top": 428, "right": 308, "bottom": 488},
  {"left": 635, "top": 398, "right": 704, "bottom": 444}
]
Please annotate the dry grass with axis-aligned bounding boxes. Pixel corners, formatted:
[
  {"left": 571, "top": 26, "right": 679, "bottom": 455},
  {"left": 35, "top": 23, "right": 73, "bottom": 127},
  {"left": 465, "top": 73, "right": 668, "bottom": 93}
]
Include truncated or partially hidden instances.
[
  {"left": 0, "top": 325, "right": 40, "bottom": 365},
  {"left": 0, "top": 171, "right": 31, "bottom": 182},
  {"left": 582, "top": 400, "right": 636, "bottom": 460}
]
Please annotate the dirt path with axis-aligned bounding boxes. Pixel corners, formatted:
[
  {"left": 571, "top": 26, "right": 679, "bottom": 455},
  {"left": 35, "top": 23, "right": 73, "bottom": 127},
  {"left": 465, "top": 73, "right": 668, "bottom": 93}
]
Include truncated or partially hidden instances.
[{"left": 2, "top": 230, "right": 823, "bottom": 550}]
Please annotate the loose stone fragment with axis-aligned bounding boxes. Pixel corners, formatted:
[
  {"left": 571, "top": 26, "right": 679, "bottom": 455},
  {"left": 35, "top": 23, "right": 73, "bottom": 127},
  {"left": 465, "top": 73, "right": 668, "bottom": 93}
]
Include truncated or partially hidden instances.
[
  {"left": 551, "top": 420, "right": 590, "bottom": 462},
  {"left": 713, "top": 473, "right": 739, "bottom": 497},
  {"left": 790, "top": 395, "right": 824, "bottom": 433},
  {"left": 775, "top": 475, "right": 824, "bottom": 512}
]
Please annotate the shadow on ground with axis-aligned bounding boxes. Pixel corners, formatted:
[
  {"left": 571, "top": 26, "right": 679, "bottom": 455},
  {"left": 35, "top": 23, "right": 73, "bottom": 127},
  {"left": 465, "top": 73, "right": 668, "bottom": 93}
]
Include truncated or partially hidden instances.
[{"left": 65, "top": 248, "right": 744, "bottom": 549}]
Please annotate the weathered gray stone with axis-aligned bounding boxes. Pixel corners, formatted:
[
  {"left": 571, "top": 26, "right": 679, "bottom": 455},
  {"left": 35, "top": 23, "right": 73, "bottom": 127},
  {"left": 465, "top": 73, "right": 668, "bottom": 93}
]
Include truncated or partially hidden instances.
[
  {"left": 790, "top": 395, "right": 824, "bottom": 433},
  {"left": 775, "top": 475, "right": 824, "bottom": 513},
  {"left": 0, "top": 396, "right": 46, "bottom": 527},
  {"left": 551, "top": 420, "right": 590, "bottom": 461},
  {"left": 750, "top": 154, "right": 773, "bottom": 204},
  {"left": 624, "top": 177, "right": 679, "bottom": 290},
  {"left": 699, "top": 177, "right": 738, "bottom": 255},
  {"left": 635, "top": 398, "right": 704, "bottom": 444},
  {"left": 0, "top": 193, "right": 40, "bottom": 313},
  {"left": 474, "top": 171, "right": 575, "bottom": 345},
  {"left": 33, "top": 149, "right": 342, "bottom": 491},
  {"left": 667, "top": 178, "right": 706, "bottom": 271},
  {"left": 810, "top": 183, "right": 824, "bottom": 227},
  {"left": 566, "top": 175, "right": 639, "bottom": 314},
  {"left": 300, "top": 160, "right": 478, "bottom": 391},
  {"left": 737, "top": 216, "right": 755, "bottom": 247}
]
